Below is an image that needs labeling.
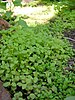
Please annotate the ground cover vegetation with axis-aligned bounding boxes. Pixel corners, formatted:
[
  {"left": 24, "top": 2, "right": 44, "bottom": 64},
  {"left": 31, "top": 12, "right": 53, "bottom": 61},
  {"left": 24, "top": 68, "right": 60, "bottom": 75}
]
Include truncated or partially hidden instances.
[{"left": 0, "top": 0, "right": 75, "bottom": 100}]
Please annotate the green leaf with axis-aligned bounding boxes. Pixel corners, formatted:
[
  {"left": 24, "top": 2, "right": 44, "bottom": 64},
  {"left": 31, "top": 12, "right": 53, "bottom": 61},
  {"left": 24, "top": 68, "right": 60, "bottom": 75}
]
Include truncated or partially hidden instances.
[
  {"left": 12, "top": 82, "right": 16, "bottom": 87},
  {"left": 34, "top": 77, "right": 38, "bottom": 83},
  {"left": 13, "top": 0, "right": 21, "bottom": 6},
  {"left": 17, "top": 19, "right": 28, "bottom": 28},
  {"left": 17, "top": 82, "right": 22, "bottom": 87},
  {"left": 3, "top": 82, "right": 10, "bottom": 87},
  {"left": 29, "top": 93, "right": 36, "bottom": 99},
  {"left": 14, "top": 76, "right": 20, "bottom": 81},
  {"left": 22, "top": 84, "right": 26, "bottom": 89},
  {"left": 47, "top": 78, "right": 51, "bottom": 84},
  {"left": 52, "top": 85, "right": 57, "bottom": 93},
  {"left": 0, "top": 70, "right": 4, "bottom": 74},
  {"left": 18, "top": 92, "right": 23, "bottom": 96}
]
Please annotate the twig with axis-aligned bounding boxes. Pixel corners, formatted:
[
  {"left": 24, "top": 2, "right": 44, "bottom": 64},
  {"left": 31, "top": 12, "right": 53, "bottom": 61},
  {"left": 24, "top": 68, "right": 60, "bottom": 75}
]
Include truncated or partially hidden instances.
[{"left": 66, "top": 37, "right": 75, "bottom": 42}]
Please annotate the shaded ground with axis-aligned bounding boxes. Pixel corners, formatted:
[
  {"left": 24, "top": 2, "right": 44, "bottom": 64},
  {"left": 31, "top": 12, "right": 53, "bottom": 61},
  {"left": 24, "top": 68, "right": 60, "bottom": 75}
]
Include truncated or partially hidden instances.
[
  {"left": 64, "top": 29, "right": 75, "bottom": 69},
  {"left": 64, "top": 29, "right": 75, "bottom": 49}
]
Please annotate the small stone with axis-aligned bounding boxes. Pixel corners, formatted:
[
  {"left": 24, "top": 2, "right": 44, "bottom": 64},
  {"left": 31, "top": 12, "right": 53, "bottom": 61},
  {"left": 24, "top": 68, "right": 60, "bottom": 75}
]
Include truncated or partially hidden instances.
[
  {"left": 0, "top": 81, "right": 12, "bottom": 100},
  {"left": 0, "top": 18, "right": 10, "bottom": 30}
]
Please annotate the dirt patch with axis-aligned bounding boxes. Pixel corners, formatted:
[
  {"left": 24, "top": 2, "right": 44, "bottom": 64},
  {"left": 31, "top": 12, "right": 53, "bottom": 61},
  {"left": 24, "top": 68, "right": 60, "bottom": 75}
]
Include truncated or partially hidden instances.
[
  {"left": 63, "top": 57, "right": 75, "bottom": 73},
  {"left": 0, "top": 81, "right": 12, "bottom": 100},
  {"left": 64, "top": 29, "right": 75, "bottom": 69},
  {"left": 64, "top": 29, "right": 75, "bottom": 49}
]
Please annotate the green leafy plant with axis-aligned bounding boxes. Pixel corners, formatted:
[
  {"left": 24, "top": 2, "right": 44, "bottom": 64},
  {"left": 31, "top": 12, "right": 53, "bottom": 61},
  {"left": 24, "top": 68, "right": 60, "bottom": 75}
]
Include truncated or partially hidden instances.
[
  {"left": 0, "top": 18, "right": 75, "bottom": 99},
  {"left": 0, "top": 1, "right": 75, "bottom": 99},
  {"left": 62, "top": 0, "right": 75, "bottom": 10}
]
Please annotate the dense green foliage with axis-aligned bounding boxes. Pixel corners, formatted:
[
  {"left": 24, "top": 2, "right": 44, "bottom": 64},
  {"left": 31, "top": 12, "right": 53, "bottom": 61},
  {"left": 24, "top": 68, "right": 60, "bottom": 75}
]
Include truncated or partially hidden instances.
[
  {"left": 0, "top": 18, "right": 75, "bottom": 100},
  {"left": 62, "top": 0, "right": 75, "bottom": 10},
  {"left": 0, "top": 0, "right": 75, "bottom": 100}
]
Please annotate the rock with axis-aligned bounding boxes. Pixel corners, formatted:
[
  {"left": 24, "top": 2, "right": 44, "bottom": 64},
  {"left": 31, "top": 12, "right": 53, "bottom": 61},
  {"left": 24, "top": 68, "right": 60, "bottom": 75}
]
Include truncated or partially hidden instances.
[
  {"left": 22, "top": 0, "right": 33, "bottom": 3},
  {"left": 0, "top": 18, "right": 10, "bottom": 30},
  {"left": 0, "top": 81, "right": 12, "bottom": 100}
]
